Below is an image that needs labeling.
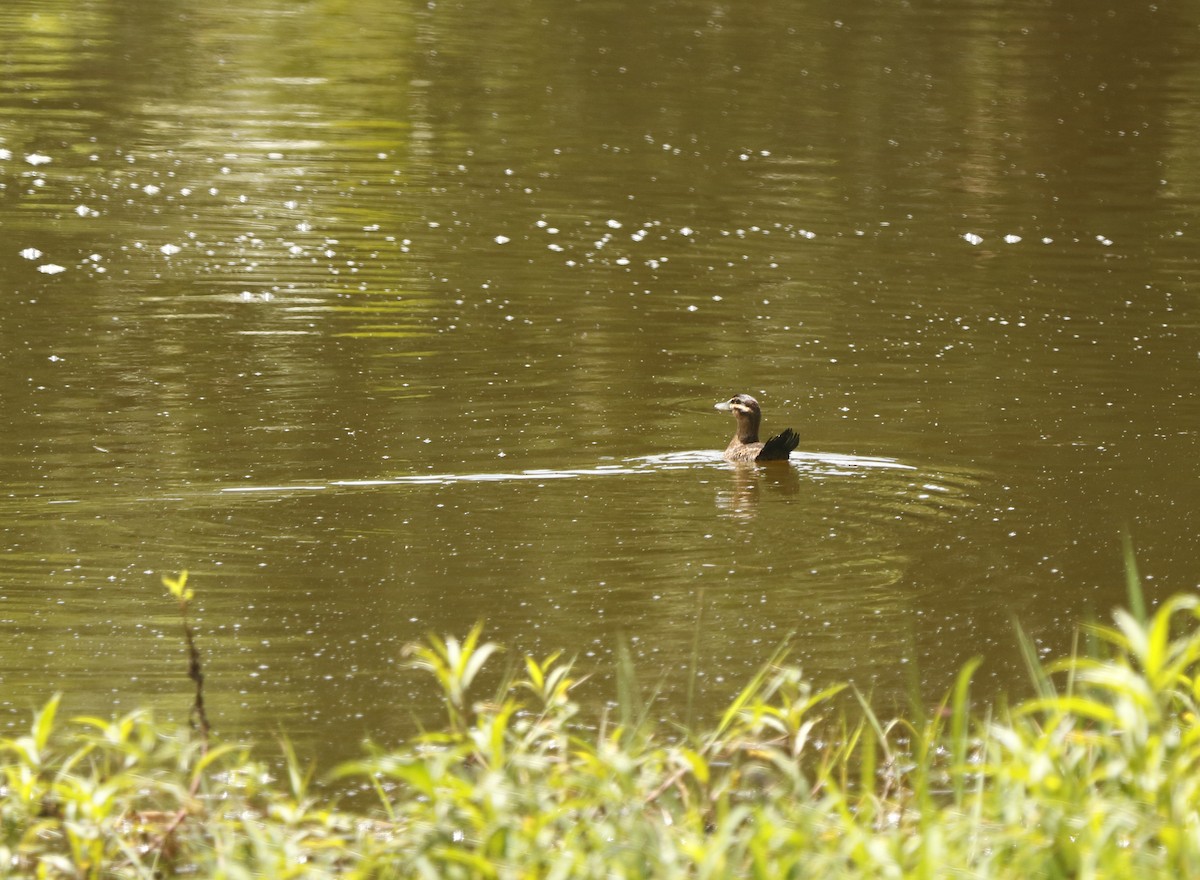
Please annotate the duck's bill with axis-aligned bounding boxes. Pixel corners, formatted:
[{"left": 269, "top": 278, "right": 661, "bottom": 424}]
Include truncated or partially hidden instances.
[{"left": 714, "top": 400, "right": 732, "bottom": 411}]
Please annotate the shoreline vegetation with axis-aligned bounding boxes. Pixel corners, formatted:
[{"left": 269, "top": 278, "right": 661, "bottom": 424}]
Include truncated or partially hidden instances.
[{"left": 4, "top": 566, "right": 1200, "bottom": 877}]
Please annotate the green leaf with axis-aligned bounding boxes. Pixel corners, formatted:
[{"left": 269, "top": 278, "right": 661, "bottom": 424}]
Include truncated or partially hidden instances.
[{"left": 163, "top": 570, "right": 193, "bottom": 603}]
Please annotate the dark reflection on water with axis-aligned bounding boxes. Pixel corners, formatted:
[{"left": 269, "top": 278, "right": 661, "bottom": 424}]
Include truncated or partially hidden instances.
[{"left": 2, "top": 0, "right": 1199, "bottom": 763}]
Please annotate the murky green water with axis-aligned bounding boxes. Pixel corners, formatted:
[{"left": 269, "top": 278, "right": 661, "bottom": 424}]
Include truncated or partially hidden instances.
[{"left": 2, "top": 0, "right": 1198, "bottom": 762}]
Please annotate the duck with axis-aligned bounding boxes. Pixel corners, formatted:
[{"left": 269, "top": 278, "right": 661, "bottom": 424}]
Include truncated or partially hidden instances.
[{"left": 714, "top": 394, "right": 799, "bottom": 463}]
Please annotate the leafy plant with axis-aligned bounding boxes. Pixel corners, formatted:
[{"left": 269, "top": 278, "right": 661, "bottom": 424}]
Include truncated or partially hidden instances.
[{"left": 4, "top": 566, "right": 1200, "bottom": 877}]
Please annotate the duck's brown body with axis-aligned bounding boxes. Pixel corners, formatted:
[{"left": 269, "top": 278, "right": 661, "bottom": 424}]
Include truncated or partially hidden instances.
[{"left": 715, "top": 394, "right": 799, "bottom": 462}]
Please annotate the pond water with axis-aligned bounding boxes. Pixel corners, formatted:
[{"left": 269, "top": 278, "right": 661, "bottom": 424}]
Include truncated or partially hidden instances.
[{"left": 2, "top": 0, "right": 1199, "bottom": 763}]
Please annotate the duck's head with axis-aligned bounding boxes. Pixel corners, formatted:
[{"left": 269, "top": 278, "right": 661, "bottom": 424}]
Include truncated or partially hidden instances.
[{"left": 714, "top": 393, "right": 762, "bottom": 442}]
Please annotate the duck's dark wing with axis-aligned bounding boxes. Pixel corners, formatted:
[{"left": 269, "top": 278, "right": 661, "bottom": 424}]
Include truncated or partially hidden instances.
[{"left": 755, "top": 428, "right": 799, "bottom": 461}]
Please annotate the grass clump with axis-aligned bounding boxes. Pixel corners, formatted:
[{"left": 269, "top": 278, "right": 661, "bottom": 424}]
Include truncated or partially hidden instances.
[{"left": 5, "top": 583, "right": 1200, "bottom": 877}]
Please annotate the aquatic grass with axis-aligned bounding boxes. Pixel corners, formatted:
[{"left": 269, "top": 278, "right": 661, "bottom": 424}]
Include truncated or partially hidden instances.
[
  {"left": 5, "top": 577, "right": 1200, "bottom": 875},
  {"left": 163, "top": 571, "right": 210, "bottom": 748},
  {"left": 404, "top": 621, "right": 503, "bottom": 734}
]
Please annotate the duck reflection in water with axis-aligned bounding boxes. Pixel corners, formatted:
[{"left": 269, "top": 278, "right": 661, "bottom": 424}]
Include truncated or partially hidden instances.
[
  {"left": 716, "top": 461, "right": 802, "bottom": 519},
  {"left": 714, "top": 394, "right": 799, "bottom": 463}
]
